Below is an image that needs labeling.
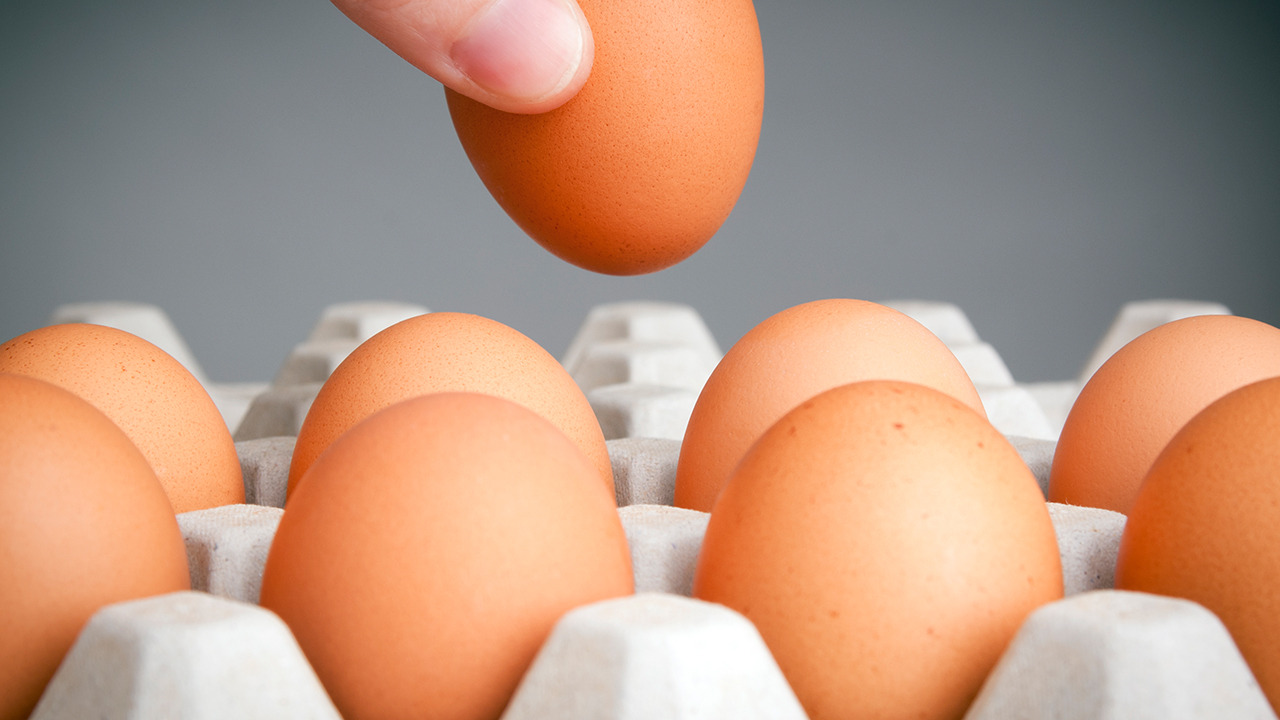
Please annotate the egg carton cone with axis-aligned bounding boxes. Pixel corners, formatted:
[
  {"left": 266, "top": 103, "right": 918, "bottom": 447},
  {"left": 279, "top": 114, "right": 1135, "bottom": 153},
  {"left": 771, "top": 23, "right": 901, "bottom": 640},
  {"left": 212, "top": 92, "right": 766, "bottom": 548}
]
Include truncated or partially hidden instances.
[
  {"left": 232, "top": 382, "right": 321, "bottom": 442},
  {"left": 502, "top": 593, "right": 809, "bottom": 720},
  {"left": 17, "top": 297, "right": 1276, "bottom": 718},
  {"left": 30, "top": 592, "right": 341, "bottom": 720},
  {"left": 609, "top": 436, "right": 681, "bottom": 507},
  {"left": 302, "top": 301, "right": 430, "bottom": 344},
  {"left": 620, "top": 504, "right": 710, "bottom": 596},
  {"left": 589, "top": 383, "right": 700, "bottom": 441},
  {"left": 234, "top": 301, "right": 430, "bottom": 440},
  {"left": 269, "top": 301, "right": 429, "bottom": 387},
  {"left": 236, "top": 435, "right": 295, "bottom": 508},
  {"left": 569, "top": 337, "right": 720, "bottom": 395},
  {"left": 561, "top": 301, "right": 723, "bottom": 380},
  {"left": 177, "top": 504, "right": 282, "bottom": 604},
  {"left": 966, "top": 590, "right": 1275, "bottom": 720}
]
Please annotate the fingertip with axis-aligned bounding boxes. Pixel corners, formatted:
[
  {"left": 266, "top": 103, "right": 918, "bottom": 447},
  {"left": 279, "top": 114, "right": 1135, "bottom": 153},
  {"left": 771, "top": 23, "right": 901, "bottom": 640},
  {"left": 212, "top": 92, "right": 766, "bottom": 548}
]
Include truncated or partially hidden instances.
[{"left": 450, "top": 0, "right": 594, "bottom": 114}]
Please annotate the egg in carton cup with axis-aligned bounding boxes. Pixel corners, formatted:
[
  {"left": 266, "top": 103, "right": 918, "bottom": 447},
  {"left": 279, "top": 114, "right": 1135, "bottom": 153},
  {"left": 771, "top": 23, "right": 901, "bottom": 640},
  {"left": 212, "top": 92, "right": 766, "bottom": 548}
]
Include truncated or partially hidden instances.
[{"left": 5, "top": 298, "right": 1280, "bottom": 720}]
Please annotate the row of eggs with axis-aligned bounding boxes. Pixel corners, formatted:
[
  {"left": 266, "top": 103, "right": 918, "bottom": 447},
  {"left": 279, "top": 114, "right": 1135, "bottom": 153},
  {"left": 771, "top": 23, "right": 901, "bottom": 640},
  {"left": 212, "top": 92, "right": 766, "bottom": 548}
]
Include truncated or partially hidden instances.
[{"left": 3, "top": 298, "right": 1280, "bottom": 719}]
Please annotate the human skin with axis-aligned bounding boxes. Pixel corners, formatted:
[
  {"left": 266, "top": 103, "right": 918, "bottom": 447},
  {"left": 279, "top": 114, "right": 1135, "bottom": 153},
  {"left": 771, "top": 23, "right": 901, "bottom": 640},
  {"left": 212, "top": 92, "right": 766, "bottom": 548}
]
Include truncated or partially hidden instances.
[{"left": 330, "top": 0, "right": 594, "bottom": 114}]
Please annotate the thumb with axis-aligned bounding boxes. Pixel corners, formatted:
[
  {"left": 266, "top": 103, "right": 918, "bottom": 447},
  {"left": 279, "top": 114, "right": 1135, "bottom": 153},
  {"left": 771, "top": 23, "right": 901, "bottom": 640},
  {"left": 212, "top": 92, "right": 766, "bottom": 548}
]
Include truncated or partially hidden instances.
[{"left": 331, "top": 0, "right": 594, "bottom": 114}]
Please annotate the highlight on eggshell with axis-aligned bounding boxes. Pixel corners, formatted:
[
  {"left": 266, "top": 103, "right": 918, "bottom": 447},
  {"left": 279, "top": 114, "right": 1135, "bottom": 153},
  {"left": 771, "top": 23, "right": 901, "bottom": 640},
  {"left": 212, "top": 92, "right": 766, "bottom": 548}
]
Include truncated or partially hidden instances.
[
  {"left": 0, "top": 322, "right": 244, "bottom": 513},
  {"left": 286, "top": 311, "right": 613, "bottom": 499},
  {"left": 1049, "top": 313, "right": 1280, "bottom": 515},
  {"left": 447, "top": 0, "right": 766, "bottom": 275},
  {"left": 1114, "top": 375, "right": 1280, "bottom": 714},
  {"left": 261, "top": 391, "right": 634, "bottom": 720},
  {"left": 0, "top": 373, "right": 191, "bottom": 720},
  {"left": 674, "top": 298, "right": 986, "bottom": 512},
  {"left": 693, "top": 380, "right": 1062, "bottom": 720}
]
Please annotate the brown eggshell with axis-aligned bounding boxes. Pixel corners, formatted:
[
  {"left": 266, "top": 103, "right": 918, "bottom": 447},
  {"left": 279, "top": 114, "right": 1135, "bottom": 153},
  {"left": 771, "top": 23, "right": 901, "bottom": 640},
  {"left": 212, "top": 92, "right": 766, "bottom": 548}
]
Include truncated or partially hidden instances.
[
  {"left": 1049, "top": 314, "right": 1280, "bottom": 514},
  {"left": 674, "top": 298, "right": 986, "bottom": 512},
  {"left": 0, "top": 323, "right": 244, "bottom": 513},
  {"left": 0, "top": 374, "right": 191, "bottom": 720},
  {"left": 260, "top": 392, "right": 634, "bottom": 720},
  {"left": 693, "top": 380, "right": 1062, "bottom": 720},
  {"left": 287, "top": 311, "right": 612, "bottom": 499},
  {"left": 1115, "top": 376, "right": 1280, "bottom": 713},
  {"left": 446, "top": 0, "right": 765, "bottom": 275}
]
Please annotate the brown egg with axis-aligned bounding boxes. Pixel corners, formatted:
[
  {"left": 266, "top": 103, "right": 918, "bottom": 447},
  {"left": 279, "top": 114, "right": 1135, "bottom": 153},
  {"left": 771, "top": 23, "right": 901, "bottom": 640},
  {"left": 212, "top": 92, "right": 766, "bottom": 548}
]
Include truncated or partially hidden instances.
[
  {"left": 261, "top": 392, "right": 633, "bottom": 720},
  {"left": 0, "top": 323, "right": 243, "bottom": 513},
  {"left": 1115, "top": 376, "right": 1280, "bottom": 713},
  {"left": 0, "top": 373, "right": 190, "bottom": 720},
  {"left": 693, "top": 380, "right": 1062, "bottom": 720},
  {"left": 1049, "top": 314, "right": 1280, "bottom": 514},
  {"left": 674, "top": 298, "right": 985, "bottom": 512},
  {"left": 287, "top": 312, "right": 611, "bottom": 499},
  {"left": 446, "top": 0, "right": 765, "bottom": 275}
]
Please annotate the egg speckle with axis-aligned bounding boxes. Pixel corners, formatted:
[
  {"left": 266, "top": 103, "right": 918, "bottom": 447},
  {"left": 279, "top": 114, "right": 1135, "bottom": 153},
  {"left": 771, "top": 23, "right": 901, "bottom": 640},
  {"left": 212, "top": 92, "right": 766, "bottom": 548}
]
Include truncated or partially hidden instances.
[
  {"left": 674, "top": 298, "right": 985, "bottom": 512},
  {"left": 693, "top": 380, "right": 1062, "bottom": 720},
  {"left": 0, "top": 323, "right": 244, "bottom": 513},
  {"left": 447, "top": 0, "right": 765, "bottom": 275}
]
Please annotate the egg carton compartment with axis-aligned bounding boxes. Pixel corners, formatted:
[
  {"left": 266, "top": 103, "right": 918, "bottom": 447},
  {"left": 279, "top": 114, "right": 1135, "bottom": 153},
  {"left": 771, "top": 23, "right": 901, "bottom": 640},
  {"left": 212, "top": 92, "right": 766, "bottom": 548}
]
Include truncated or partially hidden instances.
[
  {"left": 27, "top": 438, "right": 1269, "bottom": 719},
  {"left": 21, "top": 298, "right": 1277, "bottom": 719}
]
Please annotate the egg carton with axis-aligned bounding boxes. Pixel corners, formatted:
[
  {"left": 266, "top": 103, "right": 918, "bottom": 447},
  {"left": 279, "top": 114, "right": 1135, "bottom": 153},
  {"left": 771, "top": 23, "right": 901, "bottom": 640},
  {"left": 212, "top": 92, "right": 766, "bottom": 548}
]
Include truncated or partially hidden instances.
[{"left": 27, "top": 298, "right": 1272, "bottom": 719}]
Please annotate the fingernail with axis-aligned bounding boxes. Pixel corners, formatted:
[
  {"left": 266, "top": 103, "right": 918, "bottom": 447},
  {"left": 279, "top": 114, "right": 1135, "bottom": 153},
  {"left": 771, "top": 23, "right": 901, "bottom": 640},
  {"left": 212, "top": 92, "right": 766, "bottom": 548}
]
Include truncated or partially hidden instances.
[{"left": 452, "top": 0, "right": 585, "bottom": 104}]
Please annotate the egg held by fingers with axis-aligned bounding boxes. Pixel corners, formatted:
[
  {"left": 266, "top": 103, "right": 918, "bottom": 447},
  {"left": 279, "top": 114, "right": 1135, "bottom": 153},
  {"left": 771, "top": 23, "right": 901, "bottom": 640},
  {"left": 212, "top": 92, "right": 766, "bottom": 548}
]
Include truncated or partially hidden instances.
[{"left": 447, "top": 0, "right": 766, "bottom": 275}]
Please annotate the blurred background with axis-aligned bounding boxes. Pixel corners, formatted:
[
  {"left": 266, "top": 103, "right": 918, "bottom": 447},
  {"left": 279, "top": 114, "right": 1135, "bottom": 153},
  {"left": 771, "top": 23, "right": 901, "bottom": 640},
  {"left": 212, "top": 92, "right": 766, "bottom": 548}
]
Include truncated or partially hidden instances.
[{"left": 3, "top": 0, "right": 1278, "bottom": 384}]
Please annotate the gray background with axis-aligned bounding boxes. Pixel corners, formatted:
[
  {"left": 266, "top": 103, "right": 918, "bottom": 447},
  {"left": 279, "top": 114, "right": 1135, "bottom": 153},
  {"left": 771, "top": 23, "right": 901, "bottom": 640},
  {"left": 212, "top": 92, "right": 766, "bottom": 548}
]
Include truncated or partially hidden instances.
[{"left": 3, "top": 0, "right": 1278, "bottom": 384}]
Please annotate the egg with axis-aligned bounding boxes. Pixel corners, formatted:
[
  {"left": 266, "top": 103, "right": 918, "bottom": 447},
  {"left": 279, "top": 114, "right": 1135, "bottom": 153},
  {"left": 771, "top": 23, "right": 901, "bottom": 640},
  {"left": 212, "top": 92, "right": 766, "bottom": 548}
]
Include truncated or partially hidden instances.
[
  {"left": 260, "top": 392, "right": 633, "bottom": 720},
  {"left": 1115, "top": 376, "right": 1280, "bottom": 713},
  {"left": 674, "top": 298, "right": 985, "bottom": 512},
  {"left": 446, "top": 0, "right": 765, "bottom": 275},
  {"left": 0, "top": 323, "right": 244, "bottom": 513},
  {"left": 0, "top": 373, "right": 190, "bottom": 720},
  {"left": 693, "top": 380, "right": 1062, "bottom": 720},
  {"left": 287, "top": 311, "right": 612, "bottom": 499},
  {"left": 1049, "top": 314, "right": 1280, "bottom": 514}
]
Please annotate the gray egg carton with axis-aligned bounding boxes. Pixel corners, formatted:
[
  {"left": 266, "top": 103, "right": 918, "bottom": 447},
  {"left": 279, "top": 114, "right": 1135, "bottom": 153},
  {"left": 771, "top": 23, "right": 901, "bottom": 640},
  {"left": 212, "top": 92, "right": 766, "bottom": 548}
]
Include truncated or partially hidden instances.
[{"left": 28, "top": 298, "right": 1273, "bottom": 719}]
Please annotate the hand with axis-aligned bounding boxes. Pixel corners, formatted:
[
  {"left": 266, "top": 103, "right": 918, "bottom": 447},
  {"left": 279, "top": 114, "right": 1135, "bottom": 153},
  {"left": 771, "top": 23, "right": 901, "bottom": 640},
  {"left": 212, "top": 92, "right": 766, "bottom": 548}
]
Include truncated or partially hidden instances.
[{"left": 331, "top": 0, "right": 594, "bottom": 114}]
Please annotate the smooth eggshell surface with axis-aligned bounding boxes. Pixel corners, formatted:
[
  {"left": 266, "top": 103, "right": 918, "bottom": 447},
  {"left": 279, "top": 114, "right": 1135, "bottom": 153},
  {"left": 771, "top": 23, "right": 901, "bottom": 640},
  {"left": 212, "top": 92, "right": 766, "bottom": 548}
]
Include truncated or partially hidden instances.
[
  {"left": 1049, "top": 314, "right": 1280, "bottom": 514},
  {"left": 693, "top": 380, "right": 1062, "bottom": 720},
  {"left": 674, "top": 298, "right": 985, "bottom": 512},
  {"left": 447, "top": 0, "right": 765, "bottom": 275},
  {"left": 0, "top": 374, "right": 190, "bottom": 720},
  {"left": 287, "top": 312, "right": 612, "bottom": 499},
  {"left": 0, "top": 323, "right": 244, "bottom": 513},
  {"left": 261, "top": 392, "right": 634, "bottom": 720},
  {"left": 1115, "top": 376, "right": 1280, "bottom": 714}
]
